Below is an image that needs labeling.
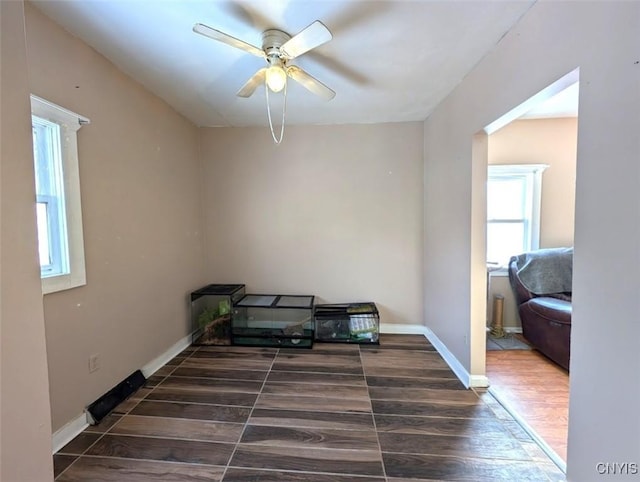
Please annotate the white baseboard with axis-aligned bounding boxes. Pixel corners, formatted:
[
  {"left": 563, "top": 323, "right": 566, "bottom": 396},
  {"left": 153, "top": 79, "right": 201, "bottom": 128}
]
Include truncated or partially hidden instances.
[
  {"left": 52, "top": 333, "right": 192, "bottom": 454},
  {"left": 423, "top": 327, "right": 489, "bottom": 389},
  {"left": 380, "top": 323, "right": 429, "bottom": 334},
  {"left": 52, "top": 412, "right": 90, "bottom": 454},
  {"left": 486, "top": 325, "right": 522, "bottom": 334},
  {"left": 141, "top": 333, "right": 192, "bottom": 378},
  {"left": 504, "top": 327, "right": 523, "bottom": 334}
]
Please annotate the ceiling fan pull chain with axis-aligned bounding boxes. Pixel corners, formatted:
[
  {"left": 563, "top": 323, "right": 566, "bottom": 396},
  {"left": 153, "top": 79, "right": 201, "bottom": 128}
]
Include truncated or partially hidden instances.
[{"left": 266, "top": 81, "right": 287, "bottom": 145}]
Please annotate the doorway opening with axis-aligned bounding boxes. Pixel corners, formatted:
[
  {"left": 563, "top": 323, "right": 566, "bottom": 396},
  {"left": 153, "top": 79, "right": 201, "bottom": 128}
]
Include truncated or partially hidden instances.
[{"left": 475, "top": 68, "right": 579, "bottom": 471}]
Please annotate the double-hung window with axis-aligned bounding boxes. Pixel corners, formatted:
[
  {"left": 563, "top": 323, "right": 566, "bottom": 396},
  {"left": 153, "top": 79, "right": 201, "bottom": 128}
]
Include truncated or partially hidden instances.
[
  {"left": 486, "top": 164, "right": 547, "bottom": 268},
  {"left": 31, "top": 95, "right": 89, "bottom": 294}
]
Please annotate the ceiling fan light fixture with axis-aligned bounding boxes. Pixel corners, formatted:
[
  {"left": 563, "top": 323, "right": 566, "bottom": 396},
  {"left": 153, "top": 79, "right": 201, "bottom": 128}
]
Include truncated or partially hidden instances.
[
  {"left": 193, "top": 20, "right": 334, "bottom": 144},
  {"left": 266, "top": 65, "right": 287, "bottom": 93}
]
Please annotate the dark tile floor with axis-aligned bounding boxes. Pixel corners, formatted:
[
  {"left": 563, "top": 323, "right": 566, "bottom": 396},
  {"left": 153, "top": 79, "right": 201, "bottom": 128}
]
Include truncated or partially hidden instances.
[{"left": 54, "top": 334, "right": 564, "bottom": 481}]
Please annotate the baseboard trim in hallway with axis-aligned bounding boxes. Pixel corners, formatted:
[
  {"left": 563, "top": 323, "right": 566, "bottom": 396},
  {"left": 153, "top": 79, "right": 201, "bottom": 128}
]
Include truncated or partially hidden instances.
[{"left": 424, "top": 327, "right": 490, "bottom": 389}]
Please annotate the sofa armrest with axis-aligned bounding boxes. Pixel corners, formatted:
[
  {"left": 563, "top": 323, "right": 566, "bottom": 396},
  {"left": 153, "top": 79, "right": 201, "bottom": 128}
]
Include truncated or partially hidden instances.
[{"left": 521, "top": 297, "right": 571, "bottom": 325}]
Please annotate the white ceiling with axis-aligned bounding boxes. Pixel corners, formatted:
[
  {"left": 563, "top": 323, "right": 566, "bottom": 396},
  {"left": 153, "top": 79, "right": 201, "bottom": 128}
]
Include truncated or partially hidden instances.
[{"left": 32, "top": 0, "right": 537, "bottom": 128}]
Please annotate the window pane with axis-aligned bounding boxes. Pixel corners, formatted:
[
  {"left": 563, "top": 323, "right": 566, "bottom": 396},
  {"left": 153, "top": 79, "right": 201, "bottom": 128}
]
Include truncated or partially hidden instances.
[
  {"left": 36, "top": 202, "right": 51, "bottom": 267},
  {"left": 487, "top": 177, "right": 525, "bottom": 220},
  {"left": 32, "top": 115, "right": 69, "bottom": 278},
  {"left": 487, "top": 222, "right": 525, "bottom": 266}
]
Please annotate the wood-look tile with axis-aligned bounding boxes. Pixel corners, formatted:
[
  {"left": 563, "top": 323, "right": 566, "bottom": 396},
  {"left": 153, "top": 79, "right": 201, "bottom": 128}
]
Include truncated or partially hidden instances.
[
  {"left": 267, "top": 371, "right": 366, "bottom": 386},
  {"left": 367, "top": 375, "right": 465, "bottom": 390},
  {"left": 165, "top": 356, "right": 187, "bottom": 366},
  {"left": 56, "top": 456, "right": 225, "bottom": 482},
  {"left": 240, "top": 425, "right": 380, "bottom": 450},
  {"left": 86, "top": 434, "right": 234, "bottom": 466},
  {"left": 196, "top": 346, "right": 278, "bottom": 354},
  {"left": 255, "top": 393, "right": 371, "bottom": 413},
  {"left": 111, "top": 415, "right": 244, "bottom": 443},
  {"left": 160, "top": 376, "right": 263, "bottom": 393},
  {"left": 153, "top": 365, "right": 177, "bottom": 377},
  {"left": 53, "top": 339, "right": 561, "bottom": 481},
  {"left": 372, "top": 400, "right": 495, "bottom": 418},
  {"left": 383, "top": 453, "right": 549, "bottom": 481},
  {"left": 53, "top": 454, "right": 77, "bottom": 478},
  {"left": 145, "top": 387, "right": 257, "bottom": 406},
  {"left": 501, "top": 418, "right": 535, "bottom": 442},
  {"left": 130, "top": 400, "right": 251, "bottom": 423},
  {"left": 386, "top": 478, "right": 446, "bottom": 482},
  {"left": 230, "top": 445, "right": 384, "bottom": 476},
  {"left": 145, "top": 375, "right": 166, "bottom": 387},
  {"left": 181, "top": 358, "right": 273, "bottom": 370},
  {"left": 84, "top": 414, "right": 122, "bottom": 433},
  {"left": 58, "top": 432, "right": 102, "bottom": 455},
  {"left": 271, "top": 362, "right": 363, "bottom": 375},
  {"left": 112, "top": 396, "right": 141, "bottom": 414},
  {"left": 190, "top": 349, "right": 276, "bottom": 360},
  {"left": 130, "top": 387, "right": 154, "bottom": 400},
  {"left": 301, "top": 343, "right": 362, "bottom": 354},
  {"left": 362, "top": 343, "right": 436, "bottom": 351},
  {"left": 276, "top": 353, "right": 362, "bottom": 365},
  {"left": 368, "top": 386, "right": 479, "bottom": 403},
  {"left": 364, "top": 366, "right": 458, "bottom": 379},
  {"left": 377, "top": 334, "right": 430, "bottom": 345},
  {"left": 379, "top": 432, "right": 530, "bottom": 460},
  {"left": 262, "top": 382, "right": 370, "bottom": 400},
  {"left": 223, "top": 468, "right": 384, "bottom": 482},
  {"left": 361, "top": 355, "right": 449, "bottom": 370},
  {"left": 361, "top": 348, "right": 439, "bottom": 357},
  {"left": 249, "top": 408, "right": 376, "bottom": 431},
  {"left": 374, "top": 414, "right": 513, "bottom": 439},
  {"left": 172, "top": 367, "right": 267, "bottom": 381}
]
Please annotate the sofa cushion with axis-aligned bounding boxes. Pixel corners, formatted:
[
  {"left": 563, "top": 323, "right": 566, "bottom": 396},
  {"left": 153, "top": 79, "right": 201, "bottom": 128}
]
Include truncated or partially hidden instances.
[{"left": 522, "top": 297, "right": 571, "bottom": 325}]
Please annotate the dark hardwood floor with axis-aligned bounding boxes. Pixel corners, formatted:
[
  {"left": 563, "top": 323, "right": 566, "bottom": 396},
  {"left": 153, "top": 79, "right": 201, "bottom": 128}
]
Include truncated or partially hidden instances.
[{"left": 54, "top": 334, "right": 564, "bottom": 481}]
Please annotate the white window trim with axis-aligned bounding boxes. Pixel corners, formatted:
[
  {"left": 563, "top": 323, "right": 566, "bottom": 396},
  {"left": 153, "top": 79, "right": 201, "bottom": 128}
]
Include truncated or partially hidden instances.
[
  {"left": 31, "top": 95, "right": 89, "bottom": 294},
  {"left": 487, "top": 163, "right": 548, "bottom": 275}
]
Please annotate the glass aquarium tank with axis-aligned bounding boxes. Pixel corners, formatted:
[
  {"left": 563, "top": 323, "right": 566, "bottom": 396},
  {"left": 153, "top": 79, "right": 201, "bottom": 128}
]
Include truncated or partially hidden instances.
[
  {"left": 232, "top": 294, "right": 314, "bottom": 348},
  {"left": 190, "top": 284, "right": 245, "bottom": 346},
  {"left": 314, "top": 302, "right": 379, "bottom": 344}
]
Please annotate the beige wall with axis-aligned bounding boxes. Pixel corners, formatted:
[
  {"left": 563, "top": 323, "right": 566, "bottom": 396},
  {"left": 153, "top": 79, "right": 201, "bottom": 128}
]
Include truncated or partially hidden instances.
[
  {"left": 488, "top": 117, "right": 577, "bottom": 329},
  {"left": 0, "top": 1, "right": 55, "bottom": 479},
  {"left": 200, "top": 124, "right": 424, "bottom": 326},
  {"left": 25, "top": 4, "right": 206, "bottom": 431},
  {"left": 423, "top": 2, "right": 639, "bottom": 480},
  {"left": 489, "top": 117, "right": 577, "bottom": 247}
]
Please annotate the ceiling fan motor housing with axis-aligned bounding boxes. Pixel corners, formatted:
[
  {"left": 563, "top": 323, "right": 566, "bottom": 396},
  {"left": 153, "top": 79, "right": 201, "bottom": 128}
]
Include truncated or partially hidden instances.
[{"left": 262, "top": 29, "right": 291, "bottom": 60}]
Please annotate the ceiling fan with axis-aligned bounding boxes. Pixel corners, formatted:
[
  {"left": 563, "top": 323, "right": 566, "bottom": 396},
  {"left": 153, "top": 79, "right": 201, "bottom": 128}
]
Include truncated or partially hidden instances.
[{"left": 193, "top": 20, "right": 336, "bottom": 100}]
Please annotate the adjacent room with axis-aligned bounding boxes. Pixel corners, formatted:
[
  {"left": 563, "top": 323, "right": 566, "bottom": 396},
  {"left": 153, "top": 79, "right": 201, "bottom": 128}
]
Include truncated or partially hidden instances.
[
  {"left": 2, "top": 1, "right": 638, "bottom": 482},
  {"left": 484, "top": 80, "right": 578, "bottom": 466}
]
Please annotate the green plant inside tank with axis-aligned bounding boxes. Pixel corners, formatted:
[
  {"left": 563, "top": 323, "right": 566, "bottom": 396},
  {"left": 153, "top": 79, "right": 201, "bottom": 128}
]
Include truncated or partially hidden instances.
[{"left": 198, "top": 307, "right": 219, "bottom": 328}]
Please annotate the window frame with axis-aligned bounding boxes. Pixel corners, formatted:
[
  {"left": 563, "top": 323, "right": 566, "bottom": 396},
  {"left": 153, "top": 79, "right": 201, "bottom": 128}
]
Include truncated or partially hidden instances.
[
  {"left": 486, "top": 164, "right": 548, "bottom": 271},
  {"left": 31, "top": 95, "right": 90, "bottom": 294}
]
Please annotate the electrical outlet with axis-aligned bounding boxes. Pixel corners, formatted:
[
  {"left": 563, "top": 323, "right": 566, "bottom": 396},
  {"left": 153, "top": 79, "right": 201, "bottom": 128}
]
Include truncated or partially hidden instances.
[{"left": 89, "top": 354, "right": 100, "bottom": 373}]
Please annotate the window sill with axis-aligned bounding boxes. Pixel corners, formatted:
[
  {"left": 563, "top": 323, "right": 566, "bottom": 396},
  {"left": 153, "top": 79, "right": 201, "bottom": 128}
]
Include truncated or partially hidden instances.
[
  {"left": 487, "top": 266, "right": 508, "bottom": 277},
  {"left": 42, "top": 271, "right": 86, "bottom": 295}
]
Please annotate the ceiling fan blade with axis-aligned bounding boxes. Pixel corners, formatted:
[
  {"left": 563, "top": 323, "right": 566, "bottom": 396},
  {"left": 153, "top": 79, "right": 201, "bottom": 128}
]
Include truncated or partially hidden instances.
[
  {"left": 237, "top": 68, "right": 267, "bottom": 97},
  {"left": 287, "top": 66, "right": 335, "bottom": 100},
  {"left": 193, "top": 23, "right": 265, "bottom": 58},
  {"left": 280, "top": 21, "right": 332, "bottom": 60}
]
